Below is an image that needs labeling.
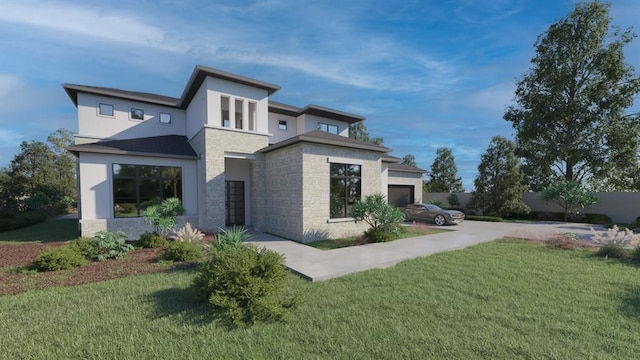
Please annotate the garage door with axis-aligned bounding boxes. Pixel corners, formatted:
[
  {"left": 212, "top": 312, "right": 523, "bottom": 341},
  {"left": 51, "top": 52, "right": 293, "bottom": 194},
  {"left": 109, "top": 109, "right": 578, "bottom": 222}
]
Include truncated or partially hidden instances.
[{"left": 388, "top": 185, "right": 414, "bottom": 207}]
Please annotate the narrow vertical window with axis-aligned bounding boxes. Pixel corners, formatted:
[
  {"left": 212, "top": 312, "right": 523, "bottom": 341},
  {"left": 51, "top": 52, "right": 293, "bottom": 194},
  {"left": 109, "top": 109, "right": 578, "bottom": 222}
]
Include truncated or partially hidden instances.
[
  {"left": 248, "top": 101, "right": 256, "bottom": 131},
  {"left": 221, "top": 96, "right": 230, "bottom": 127},
  {"left": 235, "top": 98, "right": 243, "bottom": 129}
]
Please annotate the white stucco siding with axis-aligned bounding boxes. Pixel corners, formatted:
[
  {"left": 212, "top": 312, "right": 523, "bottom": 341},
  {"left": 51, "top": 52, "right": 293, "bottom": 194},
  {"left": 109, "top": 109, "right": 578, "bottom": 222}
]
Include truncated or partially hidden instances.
[
  {"left": 204, "top": 77, "right": 270, "bottom": 133},
  {"left": 78, "top": 152, "right": 198, "bottom": 221},
  {"left": 186, "top": 83, "right": 208, "bottom": 139},
  {"left": 298, "top": 114, "right": 349, "bottom": 136},
  {"left": 77, "top": 93, "right": 186, "bottom": 140},
  {"left": 267, "top": 112, "right": 298, "bottom": 143}
]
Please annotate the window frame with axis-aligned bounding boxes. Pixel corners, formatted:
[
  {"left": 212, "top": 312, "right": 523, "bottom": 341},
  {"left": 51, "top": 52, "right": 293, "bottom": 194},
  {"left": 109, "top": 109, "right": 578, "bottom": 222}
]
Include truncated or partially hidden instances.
[
  {"left": 278, "top": 120, "right": 288, "bottom": 131},
  {"left": 112, "top": 163, "right": 183, "bottom": 218},
  {"left": 318, "top": 122, "right": 339, "bottom": 135},
  {"left": 329, "top": 162, "right": 362, "bottom": 219},
  {"left": 159, "top": 112, "right": 172, "bottom": 125},
  {"left": 98, "top": 103, "right": 114, "bottom": 117}
]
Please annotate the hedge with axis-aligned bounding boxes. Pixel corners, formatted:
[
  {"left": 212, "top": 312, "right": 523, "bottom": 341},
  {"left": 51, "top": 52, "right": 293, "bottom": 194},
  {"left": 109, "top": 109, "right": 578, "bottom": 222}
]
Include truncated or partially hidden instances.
[{"left": 0, "top": 211, "right": 48, "bottom": 232}]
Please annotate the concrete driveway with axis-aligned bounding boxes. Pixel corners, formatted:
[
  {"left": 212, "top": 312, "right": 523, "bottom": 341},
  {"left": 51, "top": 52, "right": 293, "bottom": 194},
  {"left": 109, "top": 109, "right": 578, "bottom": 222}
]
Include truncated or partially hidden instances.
[{"left": 248, "top": 221, "right": 603, "bottom": 282}]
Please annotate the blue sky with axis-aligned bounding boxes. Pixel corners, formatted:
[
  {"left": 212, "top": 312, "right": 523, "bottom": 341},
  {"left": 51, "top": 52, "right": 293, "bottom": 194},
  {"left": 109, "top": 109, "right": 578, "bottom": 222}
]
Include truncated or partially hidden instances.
[{"left": 0, "top": 0, "right": 639, "bottom": 190}]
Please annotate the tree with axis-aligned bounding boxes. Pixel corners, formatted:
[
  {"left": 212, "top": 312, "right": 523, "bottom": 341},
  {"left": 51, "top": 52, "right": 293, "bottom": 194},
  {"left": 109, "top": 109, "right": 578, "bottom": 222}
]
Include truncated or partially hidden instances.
[
  {"left": 4, "top": 128, "right": 76, "bottom": 211},
  {"left": 541, "top": 180, "right": 598, "bottom": 222},
  {"left": 504, "top": 1, "right": 640, "bottom": 191},
  {"left": 401, "top": 154, "right": 417, "bottom": 167},
  {"left": 348, "top": 121, "right": 383, "bottom": 145},
  {"left": 426, "top": 147, "right": 463, "bottom": 192},
  {"left": 468, "top": 136, "right": 530, "bottom": 217}
]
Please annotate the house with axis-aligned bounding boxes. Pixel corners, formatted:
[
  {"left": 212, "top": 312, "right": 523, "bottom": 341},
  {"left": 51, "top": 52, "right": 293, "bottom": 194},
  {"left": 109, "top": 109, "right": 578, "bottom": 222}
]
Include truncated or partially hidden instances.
[{"left": 64, "top": 65, "right": 424, "bottom": 242}]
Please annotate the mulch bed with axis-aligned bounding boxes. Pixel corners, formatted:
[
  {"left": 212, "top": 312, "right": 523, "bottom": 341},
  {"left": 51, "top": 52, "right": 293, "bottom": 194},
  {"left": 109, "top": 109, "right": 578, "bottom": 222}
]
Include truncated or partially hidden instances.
[{"left": 0, "top": 242, "right": 183, "bottom": 296}]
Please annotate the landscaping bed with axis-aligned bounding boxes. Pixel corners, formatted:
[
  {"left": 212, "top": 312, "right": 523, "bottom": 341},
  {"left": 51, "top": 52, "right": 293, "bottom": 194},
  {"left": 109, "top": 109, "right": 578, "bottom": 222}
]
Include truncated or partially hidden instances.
[
  {"left": 0, "top": 242, "right": 176, "bottom": 295},
  {"left": 307, "top": 224, "right": 448, "bottom": 250}
]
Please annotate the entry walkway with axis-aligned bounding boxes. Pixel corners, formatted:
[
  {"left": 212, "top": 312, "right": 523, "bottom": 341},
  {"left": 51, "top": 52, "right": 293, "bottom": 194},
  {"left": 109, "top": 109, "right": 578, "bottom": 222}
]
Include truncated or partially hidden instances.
[{"left": 248, "top": 221, "right": 603, "bottom": 281}]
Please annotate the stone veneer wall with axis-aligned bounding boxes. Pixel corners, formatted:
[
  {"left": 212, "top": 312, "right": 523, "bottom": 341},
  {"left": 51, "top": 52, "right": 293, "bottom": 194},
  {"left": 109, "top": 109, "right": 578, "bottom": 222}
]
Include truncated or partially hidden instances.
[
  {"left": 80, "top": 216, "right": 199, "bottom": 240},
  {"left": 188, "top": 131, "right": 208, "bottom": 231},
  {"left": 300, "top": 143, "right": 382, "bottom": 242},
  {"left": 263, "top": 144, "right": 304, "bottom": 240},
  {"left": 202, "top": 127, "right": 268, "bottom": 232}
]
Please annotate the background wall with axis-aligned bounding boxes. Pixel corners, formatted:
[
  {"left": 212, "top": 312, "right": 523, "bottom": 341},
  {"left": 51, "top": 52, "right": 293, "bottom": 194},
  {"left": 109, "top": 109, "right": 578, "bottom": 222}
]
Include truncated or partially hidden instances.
[{"left": 423, "top": 192, "right": 640, "bottom": 224}]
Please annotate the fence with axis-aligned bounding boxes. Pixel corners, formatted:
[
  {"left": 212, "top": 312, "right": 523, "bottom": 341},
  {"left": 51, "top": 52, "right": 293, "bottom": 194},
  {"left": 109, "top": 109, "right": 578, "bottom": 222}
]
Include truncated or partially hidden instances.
[{"left": 423, "top": 192, "right": 640, "bottom": 224}]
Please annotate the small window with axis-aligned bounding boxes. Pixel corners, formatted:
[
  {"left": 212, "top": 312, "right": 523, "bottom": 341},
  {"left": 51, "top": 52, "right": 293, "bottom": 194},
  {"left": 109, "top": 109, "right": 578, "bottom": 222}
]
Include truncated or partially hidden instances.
[
  {"left": 159, "top": 112, "right": 172, "bottom": 124},
  {"left": 221, "top": 96, "right": 230, "bottom": 127},
  {"left": 98, "top": 103, "right": 114, "bottom": 117},
  {"left": 130, "top": 108, "right": 144, "bottom": 121},
  {"left": 278, "top": 120, "right": 287, "bottom": 130},
  {"left": 318, "top": 122, "right": 338, "bottom": 135}
]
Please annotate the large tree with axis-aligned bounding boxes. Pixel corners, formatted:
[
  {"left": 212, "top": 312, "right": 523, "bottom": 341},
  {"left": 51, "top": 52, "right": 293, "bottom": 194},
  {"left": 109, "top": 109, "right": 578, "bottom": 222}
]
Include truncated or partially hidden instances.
[
  {"left": 400, "top": 154, "right": 417, "bottom": 167},
  {"left": 426, "top": 147, "right": 463, "bottom": 192},
  {"left": 4, "top": 128, "right": 76, "bottom": 210},
  {"left": 348, "top": 121, "right": 383, "bottom": 145},
  {"left": 468, "top": 137, "right": 529, "bottom": 217},
  {"left": 504, "top": 1, "right": 640, "bottom": 191}
]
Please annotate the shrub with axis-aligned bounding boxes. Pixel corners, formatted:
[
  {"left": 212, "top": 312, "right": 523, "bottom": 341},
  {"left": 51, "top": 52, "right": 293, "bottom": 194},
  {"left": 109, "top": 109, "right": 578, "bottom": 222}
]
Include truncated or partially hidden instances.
[
  {"left": 0, "top": 211, "right": 47, "bottom": 232},
  {"left": 350, "top": 194, "right": 405, "bottom": 243},
  {"left": 364, "top": 228, "right": 396, "bottom": 243},
  {"left": 584, "top": 213, "right": 612, "bottom": 226},
  {"left": 192, "top": 244, "right": 295, "bottom": 327},
  {"left": 90, "top": 231, "right": 134, "bottom": 262},
  {"left": 31, "top": 246, "right": 87, "bottom": 272},
  {"left": 591, "top": 225, "right": 640, "bottom": 248},
  {"left": 67, "top": 237, "right": 100, "bottom": 258},
  {"left": 546, "top": 233, "right": 580, "bottom": 250},
  {"left": 143, "top": 198, "right": 185, "bottom": 237},
  {"left": 428, "top": 199, "right": 444, "bottom": 208},
  {"left": 446, "top": 193, "right": 461, "bottom": 208},
  {"left": 137, "top": 232, "right": 168, "bottom": 248},
  {"left": 170, "top": 222, "right": 205, "bottom": 243},
  {"left": 631, "top": 245, "right": 640, "bottom": 260},
  {"left": 596, "top": 243, "right": 628, "bottom": 259},
  {"left": 465, "top": 215, "right": 503, "bottom": 222},
  {"left": 163, "top": 241, "right": 203, "bottom": 262},
  {"left": 214, "top": 226, "right": 250, "bottom": 252}
]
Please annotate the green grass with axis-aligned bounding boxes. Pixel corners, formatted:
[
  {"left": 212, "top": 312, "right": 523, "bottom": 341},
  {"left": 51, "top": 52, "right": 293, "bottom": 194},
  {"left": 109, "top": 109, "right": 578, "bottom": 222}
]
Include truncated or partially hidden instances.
[
  {"left": 1, "top": 239, "right": 639, "bottom": 359},
  {"left": 0, "top": 219, "right": 79, "bottom": 243},
  {"left": 308, "top": 226, "right": 448, "bottom": 250}
]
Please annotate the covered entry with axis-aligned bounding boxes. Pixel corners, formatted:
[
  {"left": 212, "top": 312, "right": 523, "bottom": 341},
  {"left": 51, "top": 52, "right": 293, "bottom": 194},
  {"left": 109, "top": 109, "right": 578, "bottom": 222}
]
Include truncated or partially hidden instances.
[{"left": 388, "top": 185, "right": 414, "bottom": 207}]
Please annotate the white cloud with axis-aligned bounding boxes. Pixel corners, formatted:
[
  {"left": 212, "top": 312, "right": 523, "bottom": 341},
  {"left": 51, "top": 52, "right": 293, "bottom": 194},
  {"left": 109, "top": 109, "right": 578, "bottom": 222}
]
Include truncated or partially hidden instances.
[
  {"left": 0, "top": 73, "right": 23, "bottom": 99},
  {"left": 0, "top": 1, "right": 186, "bottom": 52}
]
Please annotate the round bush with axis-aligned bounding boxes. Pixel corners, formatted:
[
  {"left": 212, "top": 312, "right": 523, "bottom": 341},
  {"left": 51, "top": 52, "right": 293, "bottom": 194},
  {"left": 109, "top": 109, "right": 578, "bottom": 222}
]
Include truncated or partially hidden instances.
[
  {"left": 596, "top": 243, "right": 628, "bottom": 259},
  {"left": 137, "top": 232, "right": 168, "bottom": 248},
  {"left": 364, "top": 228, "right": 396, "bottom": 243},
  {"left": 31, "top": 246, "right": 88, "bottom": 272},
  {"left": 192, "top": 244, "right": 295, "bottom": 327},
  {"left": 163, "top": 241, "right": 203, "bottom": 262},
  {"left": 67, "top": 237, "right": 99, "bottom": 258}
]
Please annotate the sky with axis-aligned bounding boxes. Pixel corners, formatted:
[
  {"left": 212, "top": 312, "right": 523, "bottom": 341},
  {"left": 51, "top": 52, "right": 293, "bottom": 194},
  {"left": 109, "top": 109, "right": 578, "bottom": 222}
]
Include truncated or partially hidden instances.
[{"left": 0, "top": 0, "right": 639, "bottom": 190}]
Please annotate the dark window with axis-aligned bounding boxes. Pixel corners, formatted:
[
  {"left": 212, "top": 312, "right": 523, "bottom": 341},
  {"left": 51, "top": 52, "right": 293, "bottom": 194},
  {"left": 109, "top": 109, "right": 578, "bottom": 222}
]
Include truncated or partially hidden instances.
[
  {"left": 278, "top": 120, "right": 287, "bottom": 130},
  {"left": 318, "top": 122, "right": 338, "bottom": 134},
  {"left": 330, "top": 163, "right": 361, "bottom": 218},
  {"left": 112, "top": 164, "right": 182, "bottom": 217}
]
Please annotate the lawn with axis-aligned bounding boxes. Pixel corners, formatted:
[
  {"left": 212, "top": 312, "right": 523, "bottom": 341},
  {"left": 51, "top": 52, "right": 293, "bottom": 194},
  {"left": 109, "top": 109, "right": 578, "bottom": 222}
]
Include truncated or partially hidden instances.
[
  {"left": 1, "top": 239, "right": 639, "bottom": 359},
  {"left": 307, "top": 224, "right": 448, "bottom": 250},
  {"left": 0, "top": 218, "right": 79, "bottom": 243}
]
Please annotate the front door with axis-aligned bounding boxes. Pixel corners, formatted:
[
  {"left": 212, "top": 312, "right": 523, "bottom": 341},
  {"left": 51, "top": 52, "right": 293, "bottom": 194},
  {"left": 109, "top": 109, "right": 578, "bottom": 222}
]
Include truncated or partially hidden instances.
[{"left": 225, "top": 181, "right": 245, "bottom": 226}]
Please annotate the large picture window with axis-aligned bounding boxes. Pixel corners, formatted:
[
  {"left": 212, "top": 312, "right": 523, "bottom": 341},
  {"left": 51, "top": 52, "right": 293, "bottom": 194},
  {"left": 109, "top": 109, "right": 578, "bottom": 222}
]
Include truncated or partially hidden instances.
[
  {"left": 112, "top": 164, "right": 182, "bottom": 217},
  {"left": 330, "top": 163, "right": 361, "bottom": 218}
]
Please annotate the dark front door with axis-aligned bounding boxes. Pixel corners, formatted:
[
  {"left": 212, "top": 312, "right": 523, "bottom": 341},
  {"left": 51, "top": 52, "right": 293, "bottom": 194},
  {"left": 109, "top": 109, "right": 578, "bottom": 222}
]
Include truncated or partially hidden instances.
[
  {"left": 225, "top": 181, "right": 245, "bottom": 226},
  {"left": 388, "top": 185, "right": 414, "bottom": 208}
]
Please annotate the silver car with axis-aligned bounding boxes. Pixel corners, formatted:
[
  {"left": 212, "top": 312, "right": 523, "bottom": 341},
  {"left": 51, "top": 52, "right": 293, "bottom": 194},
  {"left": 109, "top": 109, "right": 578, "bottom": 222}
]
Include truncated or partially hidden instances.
[{"left": 404, "top": 203, "right": 465, "bottom": 226}]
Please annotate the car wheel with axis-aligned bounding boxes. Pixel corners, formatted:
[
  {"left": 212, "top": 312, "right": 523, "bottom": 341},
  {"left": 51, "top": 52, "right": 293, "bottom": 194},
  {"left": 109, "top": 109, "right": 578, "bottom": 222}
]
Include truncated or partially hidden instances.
[{"left": 434, "top": 214, "right": 446, "bottom": 226}]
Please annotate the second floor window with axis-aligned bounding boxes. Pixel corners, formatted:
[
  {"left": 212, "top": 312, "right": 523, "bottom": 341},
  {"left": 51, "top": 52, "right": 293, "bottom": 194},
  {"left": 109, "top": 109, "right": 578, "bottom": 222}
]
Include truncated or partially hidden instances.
[{"left": 318, "top": 122, "right": 338, "bottom": 135}]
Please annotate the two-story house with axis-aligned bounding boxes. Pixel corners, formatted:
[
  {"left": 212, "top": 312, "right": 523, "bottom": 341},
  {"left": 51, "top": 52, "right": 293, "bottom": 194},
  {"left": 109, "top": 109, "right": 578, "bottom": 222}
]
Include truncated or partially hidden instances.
[{"left": 64, "top": 65, "right": 424, "bottom": 242}]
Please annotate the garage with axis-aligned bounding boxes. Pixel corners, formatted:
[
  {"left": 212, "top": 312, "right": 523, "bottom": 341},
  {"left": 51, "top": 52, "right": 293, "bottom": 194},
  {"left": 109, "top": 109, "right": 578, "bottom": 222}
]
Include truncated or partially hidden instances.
[{"left": 388, "top": 185, "right": 415, "bottom": 208}]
